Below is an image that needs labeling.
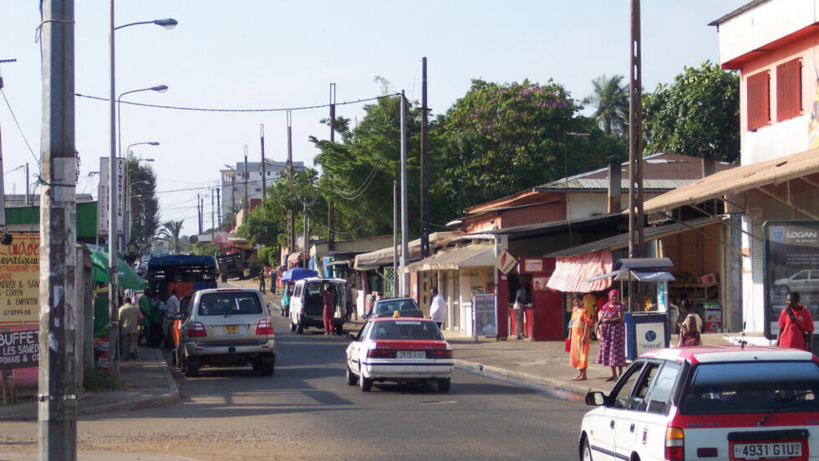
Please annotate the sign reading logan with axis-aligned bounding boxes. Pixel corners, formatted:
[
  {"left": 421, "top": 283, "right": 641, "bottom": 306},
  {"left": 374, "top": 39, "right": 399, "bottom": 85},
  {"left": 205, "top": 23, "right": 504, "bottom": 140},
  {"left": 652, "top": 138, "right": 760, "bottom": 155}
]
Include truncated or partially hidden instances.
[
  {"left": 0, "top": 233, "right": 40, "bottom": 327},
  {"left": 0, "top": 329, "right": 39, "bottom": 370}
]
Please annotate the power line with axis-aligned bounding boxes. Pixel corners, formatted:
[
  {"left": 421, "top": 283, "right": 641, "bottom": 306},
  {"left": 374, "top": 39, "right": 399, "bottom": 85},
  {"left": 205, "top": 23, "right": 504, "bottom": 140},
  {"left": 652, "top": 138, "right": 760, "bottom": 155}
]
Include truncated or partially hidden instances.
[{"left": 74, "top": 92, "right": 400, "bottom": 113}]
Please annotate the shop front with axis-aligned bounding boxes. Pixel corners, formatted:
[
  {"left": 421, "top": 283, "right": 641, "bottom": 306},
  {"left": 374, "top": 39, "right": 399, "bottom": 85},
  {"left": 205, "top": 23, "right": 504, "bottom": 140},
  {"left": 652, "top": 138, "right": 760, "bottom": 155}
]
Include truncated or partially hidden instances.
[{"left": 504, "top": 257, "right": 563, "bottom": 341}]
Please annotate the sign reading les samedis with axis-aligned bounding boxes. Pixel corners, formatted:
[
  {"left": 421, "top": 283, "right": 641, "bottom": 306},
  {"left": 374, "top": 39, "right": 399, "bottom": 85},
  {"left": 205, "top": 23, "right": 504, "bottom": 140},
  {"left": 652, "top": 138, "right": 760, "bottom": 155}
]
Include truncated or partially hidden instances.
[{"left": 0, "top": 329, "right": 39, "bottom": 370}]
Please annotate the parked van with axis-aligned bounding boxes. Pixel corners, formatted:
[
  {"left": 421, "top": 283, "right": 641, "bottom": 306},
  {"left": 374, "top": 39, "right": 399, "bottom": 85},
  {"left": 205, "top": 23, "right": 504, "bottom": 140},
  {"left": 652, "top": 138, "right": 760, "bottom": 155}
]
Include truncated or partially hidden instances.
[{"left": 289, "top": 277, "right": 347, "bottom": 334}]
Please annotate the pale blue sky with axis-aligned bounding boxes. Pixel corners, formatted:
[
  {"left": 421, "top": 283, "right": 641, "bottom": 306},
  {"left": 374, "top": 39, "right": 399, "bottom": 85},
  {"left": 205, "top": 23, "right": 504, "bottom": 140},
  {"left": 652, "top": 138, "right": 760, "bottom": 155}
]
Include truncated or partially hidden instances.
[{"left": 0, "top": 1, "right": 745, "bottom": 235}]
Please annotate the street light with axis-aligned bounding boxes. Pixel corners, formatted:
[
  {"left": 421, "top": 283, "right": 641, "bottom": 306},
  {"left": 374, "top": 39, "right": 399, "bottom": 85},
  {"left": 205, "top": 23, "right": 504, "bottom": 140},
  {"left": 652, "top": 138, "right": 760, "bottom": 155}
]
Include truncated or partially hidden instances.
[{"left": 108, "top": 2, "right": 177, "bottom": 383}]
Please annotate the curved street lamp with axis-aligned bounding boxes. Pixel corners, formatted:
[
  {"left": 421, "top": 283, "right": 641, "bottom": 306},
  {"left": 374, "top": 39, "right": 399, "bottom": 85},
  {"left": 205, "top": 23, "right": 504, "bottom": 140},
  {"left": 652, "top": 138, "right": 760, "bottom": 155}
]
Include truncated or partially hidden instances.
[{"left": 108, "top": 4, "right": 177, "bottom": 382}]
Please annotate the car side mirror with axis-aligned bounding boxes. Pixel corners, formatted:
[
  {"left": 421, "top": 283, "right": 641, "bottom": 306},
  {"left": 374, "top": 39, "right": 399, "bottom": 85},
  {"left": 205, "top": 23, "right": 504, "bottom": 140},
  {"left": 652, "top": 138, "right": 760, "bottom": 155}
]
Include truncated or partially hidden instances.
[
  {"left": 361, "top": 314, "right": 368, "bottom": 320},
  {"left": 585, "top": 391, "right": 608, "bottom": 407},
  {"left": 347, "top": 333, "right": 357, "bottom": 341}
]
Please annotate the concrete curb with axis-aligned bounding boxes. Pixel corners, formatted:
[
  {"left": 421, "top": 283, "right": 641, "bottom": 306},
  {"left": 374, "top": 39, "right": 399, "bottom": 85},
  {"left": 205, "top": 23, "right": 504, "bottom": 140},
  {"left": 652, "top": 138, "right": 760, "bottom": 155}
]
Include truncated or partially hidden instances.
[
  {"left": 77, "top": 357, "right": 180, "bottom": 417},
  {"left": 455, "top": 359, "right": 598, "bottom": 400}
]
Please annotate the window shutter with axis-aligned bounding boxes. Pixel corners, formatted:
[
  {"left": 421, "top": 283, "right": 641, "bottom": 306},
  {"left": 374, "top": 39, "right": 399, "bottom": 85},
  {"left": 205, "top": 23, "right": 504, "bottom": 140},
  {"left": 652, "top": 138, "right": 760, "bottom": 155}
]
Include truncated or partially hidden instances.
[
  {"left": 747, "top": 71, "right": 770, "bottom": 131},
  {"left": 776, "top": 58, "right": 802, "bottom": 122}
]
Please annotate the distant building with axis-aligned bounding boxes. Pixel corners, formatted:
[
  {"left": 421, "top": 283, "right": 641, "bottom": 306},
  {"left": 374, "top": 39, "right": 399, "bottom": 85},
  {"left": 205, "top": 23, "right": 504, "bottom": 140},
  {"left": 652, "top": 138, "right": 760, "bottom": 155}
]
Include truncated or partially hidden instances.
[{"left": 220, "top": 159, "right": 305, "bottom": 222}]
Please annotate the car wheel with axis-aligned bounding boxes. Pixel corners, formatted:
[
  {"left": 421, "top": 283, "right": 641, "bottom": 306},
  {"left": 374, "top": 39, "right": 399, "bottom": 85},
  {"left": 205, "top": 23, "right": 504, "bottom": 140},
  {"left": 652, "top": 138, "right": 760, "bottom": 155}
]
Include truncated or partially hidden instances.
[
  {"left": 777, "top": 285, "right": 790, "bottom": 295},
  {"left": 335, "top": 323, "right": 343, "bottom": 335},
  {"left": 436, "top": 377, "right": 451, "bottom": 392},
  {"left": 359, "top": 375, "right": 373, "bottom": 392},
  {"left": 260, "top": 361, "right": 274, "bottom": 376},
  {"left": 289, "top": 320, "right": 296, "bottom": 332},
  {"left": 581, "top": 437, "right": 593, "bottom": 461},
  {"left": 346, "top": 365, "right": 358, "bottom": 385},
  {"left": 185, "top": 359, "right": 200, "bottom": 378}
]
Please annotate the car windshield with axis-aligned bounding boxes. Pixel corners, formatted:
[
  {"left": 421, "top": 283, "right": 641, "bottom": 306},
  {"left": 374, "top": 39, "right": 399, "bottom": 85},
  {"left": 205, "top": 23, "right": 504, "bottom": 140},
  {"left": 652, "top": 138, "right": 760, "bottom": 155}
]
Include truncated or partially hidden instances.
[
  {"left": 370, "top": 320, "right": 443, "bottom": 340},
  {"left": 198, "top": 292, "right": 262, "bottom": 316},
  {"left": 681, "top": 361, "right": 819, "bottom": 414},
  {"left": 375, "top": 299, "right": 419, "bottom": 315}
]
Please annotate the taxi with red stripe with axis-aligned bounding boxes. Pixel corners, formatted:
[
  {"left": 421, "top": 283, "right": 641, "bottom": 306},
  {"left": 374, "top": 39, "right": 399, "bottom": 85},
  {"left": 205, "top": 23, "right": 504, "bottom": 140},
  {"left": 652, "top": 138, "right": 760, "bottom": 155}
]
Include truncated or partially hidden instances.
[
  {"left": 345, "top": 316, "right": 454, "bottom": 392},
  {"left": 579, "top": 346, "right": 819, "bottom": 461}
]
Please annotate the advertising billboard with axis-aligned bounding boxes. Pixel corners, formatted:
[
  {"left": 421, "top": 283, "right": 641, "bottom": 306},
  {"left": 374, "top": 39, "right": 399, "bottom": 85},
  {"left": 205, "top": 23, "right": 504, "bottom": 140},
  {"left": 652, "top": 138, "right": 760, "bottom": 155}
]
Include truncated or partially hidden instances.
[
  {"left": 0, "top": 233, "right": 40, "bottom": 327},
  {"left": 763, "top": 221, "right": 819, "bottom": 339}
]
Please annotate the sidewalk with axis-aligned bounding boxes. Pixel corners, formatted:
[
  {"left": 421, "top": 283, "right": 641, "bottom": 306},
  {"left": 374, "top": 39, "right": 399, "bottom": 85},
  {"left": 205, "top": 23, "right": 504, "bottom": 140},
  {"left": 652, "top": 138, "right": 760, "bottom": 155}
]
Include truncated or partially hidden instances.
[
  {"left": 0, "top": 345, "right": 178, "bottom": 422},
  {"left": 0, "top": 277, "right": 755, "bottom": 420}
]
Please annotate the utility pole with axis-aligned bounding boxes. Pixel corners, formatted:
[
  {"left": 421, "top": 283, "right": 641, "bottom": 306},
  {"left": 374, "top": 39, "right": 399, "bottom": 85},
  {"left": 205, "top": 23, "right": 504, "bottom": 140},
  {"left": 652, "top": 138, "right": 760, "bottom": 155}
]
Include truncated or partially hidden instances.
[
  {"left": 303, "top": 203, "right": 308, "bottom": 269},
  {"left": 420, "top": 57, "right": 430, "bottom": 258},
  {"left": 327, "top": 84, "right": 336, "bottom": 252},
  {"left": 39, "top": 0, "right": 78, "bottom": 458},
  {"left": 628, "top": 0, "right": 645, "bottom": 312},
  {"left": 216, "top": 187, "right": 221, "bottom": 229},
  {"left": 399, "top": 91, "right": 409, "bottom": 297},
  {"left": 211, "top": 189, "right": 215, "bottom": 239},
  {"left": 286, "top": 111, "right": 294, "bottom": 254},
  {"left": 243, "top": 145, "right": 248, "bottom": 218},
  {"left": 260, "top": 124, "right": 266, "bottom": 200},
  {"left": 393, "top": 180, "right": 398, "bottom": 296},
  {"left": 197, "top": 192, "right": 202, "bottom": 235}
]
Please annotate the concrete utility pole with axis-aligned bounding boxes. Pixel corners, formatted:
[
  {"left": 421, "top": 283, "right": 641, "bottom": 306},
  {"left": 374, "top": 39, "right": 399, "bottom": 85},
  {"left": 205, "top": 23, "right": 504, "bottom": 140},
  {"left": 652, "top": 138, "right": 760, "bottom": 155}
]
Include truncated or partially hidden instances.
[
  {"left": 286, "top": 111, "right": 294, "bottom": 254},
  {"left": 399, "top": 91, "right": 409, "bottom": 297},
  {"left": 260, "top": 124, "right": 266, "bottom": 201},
  {"left": 393, "top": 180, "right": 398, "bottom": 295},
  {"left": 303, "top": 203, "right": 308, "bottom": 269},
  {"left": 216, "top": 187, "right": 221, "bottom": 228},
  {"left": 243, "top": 145, "right": 248, "bottom": 217},
  {"left": 39, "top": 0, "right": 78, "bottom": 458},
  {"left": 107, "top": 0, "right": 120, "bottom": 385},
  {"left": 628, "top": 0, "right": 645, "bottom": 313},
  {"left": 420, "top": 57, "right": 430, "bottom": 258}
]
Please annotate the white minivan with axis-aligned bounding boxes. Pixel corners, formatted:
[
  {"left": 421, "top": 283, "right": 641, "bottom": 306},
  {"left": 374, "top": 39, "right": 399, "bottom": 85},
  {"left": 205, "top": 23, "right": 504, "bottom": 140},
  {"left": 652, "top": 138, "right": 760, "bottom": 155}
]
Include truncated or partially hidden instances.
[{"left": 288, "top": 277, "right": 347, "bottom": 334}]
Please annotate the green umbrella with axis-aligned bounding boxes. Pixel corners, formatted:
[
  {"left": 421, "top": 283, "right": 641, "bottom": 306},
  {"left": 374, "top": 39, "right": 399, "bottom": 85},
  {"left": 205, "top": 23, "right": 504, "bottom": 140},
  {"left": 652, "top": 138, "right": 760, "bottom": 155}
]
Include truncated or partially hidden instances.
[{"left": 90, "top": 251, "right": 149, "bottom": 290}]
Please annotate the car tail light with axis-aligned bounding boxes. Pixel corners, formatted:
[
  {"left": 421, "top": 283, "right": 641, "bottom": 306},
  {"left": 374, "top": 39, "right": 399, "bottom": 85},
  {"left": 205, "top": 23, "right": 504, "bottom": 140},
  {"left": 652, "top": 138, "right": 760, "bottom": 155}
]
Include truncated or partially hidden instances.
[
  {"left": 665, "top": 427, "right": 684, "bottom": 460},
  {"left": 429, "top": 349, "right": 453, "bottom": 359},
  {"left": 367, "top": 349, "right": 396, "bottom": 359},
  {"left": 187, "top": 322, "right": 207, "bottom": 338},
  {"left": 256, "top": 319, "right": 275, "bottom": 336}
]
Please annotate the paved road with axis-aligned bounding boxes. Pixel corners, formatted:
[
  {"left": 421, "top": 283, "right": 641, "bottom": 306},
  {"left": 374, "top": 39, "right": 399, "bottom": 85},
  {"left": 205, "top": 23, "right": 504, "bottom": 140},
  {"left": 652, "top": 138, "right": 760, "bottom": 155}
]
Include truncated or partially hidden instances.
[{"left": 0, "top": 305, "right": 589, "bottom": 460}]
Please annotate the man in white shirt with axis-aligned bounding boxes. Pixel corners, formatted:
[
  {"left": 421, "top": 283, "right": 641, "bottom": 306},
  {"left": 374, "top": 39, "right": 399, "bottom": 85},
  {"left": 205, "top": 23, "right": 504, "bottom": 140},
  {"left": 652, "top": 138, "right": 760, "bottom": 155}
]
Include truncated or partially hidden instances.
[
  {"left": 429, "top": 287, "right": 446, "bottom": 329},
  {"left": 162, "top": 289, "right": 180, "bottom": 349},
  {"left": 514, "top": 284, "right": 527, "bottom": 340}
]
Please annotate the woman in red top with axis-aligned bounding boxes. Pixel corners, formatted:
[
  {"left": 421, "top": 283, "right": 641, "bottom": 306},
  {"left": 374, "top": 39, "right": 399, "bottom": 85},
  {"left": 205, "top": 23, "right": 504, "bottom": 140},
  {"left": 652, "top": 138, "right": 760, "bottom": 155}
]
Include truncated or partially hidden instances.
[{"left": 777, "top": 291, "right": 814, "bottom": 351}]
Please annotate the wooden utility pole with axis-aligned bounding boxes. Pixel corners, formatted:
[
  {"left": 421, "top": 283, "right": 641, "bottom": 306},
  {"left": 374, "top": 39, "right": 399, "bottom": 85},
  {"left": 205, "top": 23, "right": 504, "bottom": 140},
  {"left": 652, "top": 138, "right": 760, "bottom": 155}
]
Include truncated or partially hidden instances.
[
  {"left": 420, "top": 57, "right": 430, "bottom": 258},
  {"left": 327, "top": 84, "right": 336, "bottom": 252},
  {"left": 40, "top": 0, "right": 78, "bottom": 458}
]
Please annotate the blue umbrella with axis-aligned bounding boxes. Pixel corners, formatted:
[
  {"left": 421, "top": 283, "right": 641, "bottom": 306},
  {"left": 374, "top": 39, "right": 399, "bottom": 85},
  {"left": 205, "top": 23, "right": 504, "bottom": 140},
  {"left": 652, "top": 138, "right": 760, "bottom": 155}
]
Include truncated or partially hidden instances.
[{"left": 280, "top": 268, "right": 318, "bottom": 283}]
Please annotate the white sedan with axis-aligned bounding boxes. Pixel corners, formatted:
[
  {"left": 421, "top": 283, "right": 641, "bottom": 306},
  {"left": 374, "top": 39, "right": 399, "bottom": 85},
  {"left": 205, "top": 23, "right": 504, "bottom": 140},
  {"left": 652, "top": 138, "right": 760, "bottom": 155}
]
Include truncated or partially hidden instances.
[{"left": 345, "top": 317, "right": 454, "bottom": 392}]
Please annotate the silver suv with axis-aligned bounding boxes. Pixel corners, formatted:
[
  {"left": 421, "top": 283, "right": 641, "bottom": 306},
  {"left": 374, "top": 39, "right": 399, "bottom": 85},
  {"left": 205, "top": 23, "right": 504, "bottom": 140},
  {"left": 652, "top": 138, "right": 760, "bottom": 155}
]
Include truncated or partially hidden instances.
[{"left": 179, "top": 288, "right": 275, "bottom": 377}]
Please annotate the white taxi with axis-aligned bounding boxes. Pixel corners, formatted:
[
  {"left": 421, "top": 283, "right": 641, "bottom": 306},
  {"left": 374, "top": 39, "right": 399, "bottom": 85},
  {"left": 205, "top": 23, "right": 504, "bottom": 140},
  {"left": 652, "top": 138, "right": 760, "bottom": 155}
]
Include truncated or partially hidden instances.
[
  {"left": 579, "top": 346, "right": 819, "bottom": 461},
  {"left": 345, "top": 317, "right": 454, "bottom": 392}
]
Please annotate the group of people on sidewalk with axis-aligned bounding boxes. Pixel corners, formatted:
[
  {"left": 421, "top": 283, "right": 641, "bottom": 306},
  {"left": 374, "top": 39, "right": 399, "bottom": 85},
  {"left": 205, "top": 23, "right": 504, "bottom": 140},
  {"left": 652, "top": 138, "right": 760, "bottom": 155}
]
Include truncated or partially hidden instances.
[
  {"left": 114, "top": 288, "right": 182, "bottom": 362},
  {"left": 566, "top": 288, "right": 815, "bottom": 383}
]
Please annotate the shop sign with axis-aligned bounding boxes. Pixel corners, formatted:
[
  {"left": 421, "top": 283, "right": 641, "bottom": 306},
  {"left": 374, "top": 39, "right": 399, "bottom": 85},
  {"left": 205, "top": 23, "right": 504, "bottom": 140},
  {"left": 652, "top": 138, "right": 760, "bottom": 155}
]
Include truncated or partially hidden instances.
[
  {"left": 0, "top": 329, "right": 38, "bottom": 370},
  {"left": 495, "top": 250, "right": 518, "bottom": 274},
  {"left": 0, "top": 233, "right": 40, "bottom": 327},
  {"left": 520, "top": 258, "right": 544, "bottom": 274},
  {"left": 763, "top": 221, "right": 819, "bottom": 339}
]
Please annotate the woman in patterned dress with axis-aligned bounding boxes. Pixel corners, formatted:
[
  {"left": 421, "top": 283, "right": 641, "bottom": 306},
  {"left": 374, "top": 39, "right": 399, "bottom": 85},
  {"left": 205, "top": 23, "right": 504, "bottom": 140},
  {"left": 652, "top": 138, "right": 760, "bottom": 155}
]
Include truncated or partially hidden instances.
[{"left": 596, "top": 289, "right": 626, "bottom": 381}]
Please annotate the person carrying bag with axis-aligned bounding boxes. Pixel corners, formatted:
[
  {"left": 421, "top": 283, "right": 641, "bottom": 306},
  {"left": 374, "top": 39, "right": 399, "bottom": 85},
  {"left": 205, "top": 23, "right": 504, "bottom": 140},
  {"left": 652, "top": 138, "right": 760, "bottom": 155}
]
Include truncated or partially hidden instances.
[{"left": 777, "top": 291, "right": 814, "bottom": 351}]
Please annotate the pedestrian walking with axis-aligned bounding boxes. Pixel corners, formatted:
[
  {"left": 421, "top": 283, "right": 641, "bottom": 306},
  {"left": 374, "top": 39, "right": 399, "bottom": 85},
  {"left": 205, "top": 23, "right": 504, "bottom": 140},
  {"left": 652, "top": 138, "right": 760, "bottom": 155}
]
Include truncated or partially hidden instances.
[
  {"left": 259, "top": 270, "right": 266, "bottom": 294},
  {"left": 344, "top": 281, "right": 353, "bottom": 321},
  {"left": 429, "top": 287, "right": 446, "bottom": 329},
  {"left": 270, "top": 270, "right": 277, "bottom": 295},
  {"left": 162, "top": 289, "right": 179, "bottom": 349},
  {"left": 138, "top": 288, "right": 154, "bottom": 346},
  {"left": 119, "top": 296, "right": 143, "bottom": 361},
  {"left": 596, "top": 289, "right": 626, "bottom": 381},
  {"left": 569, "top": 294, "right": 594, "bottom": 381},
  {"left": 777, "top": 291, "right": 814, "bottom": 351},
  {"left": 322, "top": 283, "right": 336, "bottom": 335},
  {"left": 149, "top": 290, "right": 163, "bottom": 347}
]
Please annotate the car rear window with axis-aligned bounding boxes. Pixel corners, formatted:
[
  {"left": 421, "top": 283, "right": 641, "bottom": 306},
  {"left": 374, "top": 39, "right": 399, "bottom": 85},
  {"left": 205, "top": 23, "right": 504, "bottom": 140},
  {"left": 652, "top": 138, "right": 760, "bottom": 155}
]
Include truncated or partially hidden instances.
[
  {"left": 376, "top": 299, "right": 419, "bottom": 315},
  {"left": 681, "top": 361, "right": 819, "bottom": 414},
  {"left": 370, "top": 321, "right": 444, "bottom": 340},
  {"left": 198, "top": 292, "right": 262, "bottom": 316}
]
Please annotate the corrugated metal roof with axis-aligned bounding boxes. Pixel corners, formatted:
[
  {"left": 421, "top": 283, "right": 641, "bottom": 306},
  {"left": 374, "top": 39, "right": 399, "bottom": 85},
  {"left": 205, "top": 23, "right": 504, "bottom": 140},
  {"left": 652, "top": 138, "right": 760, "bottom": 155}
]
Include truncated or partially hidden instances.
[
  {"left": 642, "top": 147, "right": 819, "bottom": 214},
  {"left": 541, "top": 178, "right": 693, "bottom": 191}
]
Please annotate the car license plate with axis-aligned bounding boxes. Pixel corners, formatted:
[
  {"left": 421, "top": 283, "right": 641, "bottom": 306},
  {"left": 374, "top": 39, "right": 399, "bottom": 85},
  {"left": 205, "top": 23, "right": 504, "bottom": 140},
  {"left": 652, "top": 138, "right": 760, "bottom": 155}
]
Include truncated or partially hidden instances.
[
  {"left": 397, "top": 351, "right": 425, "bottom": 359},
  {"left": 733, "top": 442, "right": 802, "bottom": 459},
  {"left": 223, "top": 325, "right": 239, "bottom": 334}
]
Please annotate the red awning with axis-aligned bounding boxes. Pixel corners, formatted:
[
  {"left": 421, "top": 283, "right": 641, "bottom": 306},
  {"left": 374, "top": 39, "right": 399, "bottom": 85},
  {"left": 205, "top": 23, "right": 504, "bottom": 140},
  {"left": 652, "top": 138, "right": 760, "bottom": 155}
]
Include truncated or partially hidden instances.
[{"left": 546, "top": 250, "right": 613, "bottom": 293}]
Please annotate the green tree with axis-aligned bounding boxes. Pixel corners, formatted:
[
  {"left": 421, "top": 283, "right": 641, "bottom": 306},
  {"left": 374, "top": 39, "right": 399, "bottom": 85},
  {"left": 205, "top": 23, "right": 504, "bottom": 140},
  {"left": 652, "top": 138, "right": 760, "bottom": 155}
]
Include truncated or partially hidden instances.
[
  {"left": 158, "top": 220, "right": 184, "bottom": 254},
  {"left": 584, "top": 74, "right": 629, "bottom": 140},
  {"left": 437, "top": 79, "right": 586, "bottom": 214},
  {"left": 125, "top": 158, "right": 159, "bottom": 250},
  {"left": 643, "top": 61, "right": 740, "bottom": 163}
]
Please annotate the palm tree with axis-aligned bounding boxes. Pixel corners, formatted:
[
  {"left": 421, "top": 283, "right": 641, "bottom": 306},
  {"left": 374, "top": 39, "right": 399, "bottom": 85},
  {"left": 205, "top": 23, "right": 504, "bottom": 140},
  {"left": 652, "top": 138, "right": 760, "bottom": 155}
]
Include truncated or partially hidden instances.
[
  {"left": 584, "top": 75, "right": 629, "bottom": 140},
  {"left": 158, "top": 220, "right": 184, "bottom": 254}
]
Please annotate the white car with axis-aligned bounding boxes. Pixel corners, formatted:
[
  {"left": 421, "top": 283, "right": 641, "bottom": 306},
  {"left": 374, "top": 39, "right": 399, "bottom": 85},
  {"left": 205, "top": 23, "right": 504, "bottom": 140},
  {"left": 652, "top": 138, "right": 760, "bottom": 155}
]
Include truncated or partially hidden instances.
[
  {"left": 579, "top": 346, "right": 819, "bottom": 461},
  {"left": 345, "top": 317, "right": 454, "bottom": 392}
]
